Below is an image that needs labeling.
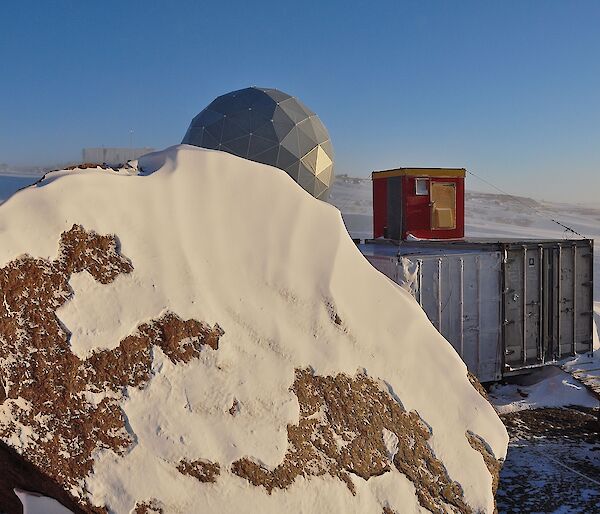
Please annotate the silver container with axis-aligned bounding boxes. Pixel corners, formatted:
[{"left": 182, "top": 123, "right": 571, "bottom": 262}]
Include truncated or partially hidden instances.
[{"left": 360, "top": 239, "right": 594, "bottom": 382}]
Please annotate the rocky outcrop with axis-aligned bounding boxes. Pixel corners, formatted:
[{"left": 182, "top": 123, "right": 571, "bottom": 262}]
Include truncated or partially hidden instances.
[
  {"left": 0, "top": 147, "right": 507, "bottom": 513},
  {"left": 232, "top": 368, "right": 472, "bottom": 514},
  {"left": 177, "top": 459, "right": 221, "bottom": 483},
  {"left": 0, "top": 226, "right": 222, "bottom": 513}
]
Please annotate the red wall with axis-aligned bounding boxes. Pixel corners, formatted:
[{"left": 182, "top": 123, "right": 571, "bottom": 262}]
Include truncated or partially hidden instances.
[
  {"left": 403, "top": 176, "right": 429, "bottom": 237},
  {"left": 372, "top": 175, "right": 464, "bottom": 240}
]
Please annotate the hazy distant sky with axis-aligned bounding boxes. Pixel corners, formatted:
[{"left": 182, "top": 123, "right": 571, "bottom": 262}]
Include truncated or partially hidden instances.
[{"left": 1, "top": 1, "right": 599, "bottom": 203}]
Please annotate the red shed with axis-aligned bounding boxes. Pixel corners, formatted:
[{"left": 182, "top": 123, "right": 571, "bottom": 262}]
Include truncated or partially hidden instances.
[{"left": 372, "top": 167, "right": 465, "bottom": 240}]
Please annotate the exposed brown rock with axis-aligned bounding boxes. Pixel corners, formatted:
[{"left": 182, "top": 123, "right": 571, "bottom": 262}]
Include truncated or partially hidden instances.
[
  {"left": 466, "top": 432, "right": 502, "bottom": 498},
  {"left": 133, "top": 499, "right": 164, "bottom": 514},
  {"left": 466, "top": 374, "right": 503, "bottom": 511},
  {"left": 78, "top": 313, "right": 223, "bottom": 392},
  {"left": 325, "top": 300, "right": 343, "bottom": 326},
  {"left": 467, "top": 431, "right": 503, "bottom": 514},
  {"left": 232, "top": 368, "right": 475, "bottom": 514},
  {"left": 229, "top": 398, "right": 240, "bottom": 416},
  {"left": 0, "top": 225, "right": 222, "bottom": 512},
  {"left": 467, "top": 371, "right": 488, "bottom": 399},
  {"left": 0, "top": 373, "right": 6, "bottom": 403},
  {"left": 177, "top": 458, "right": 221, "bottom": 483},
  {"left": 58, "top": 224, "right": 134, "bottom": 282},
  {"left": 64, "top": 163, "right": 121, "bottom": 171}
]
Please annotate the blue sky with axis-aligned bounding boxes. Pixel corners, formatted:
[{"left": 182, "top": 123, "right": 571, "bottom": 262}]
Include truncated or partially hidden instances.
[{"left": 1, "top": 1, "right": 599, "bottom": 203}]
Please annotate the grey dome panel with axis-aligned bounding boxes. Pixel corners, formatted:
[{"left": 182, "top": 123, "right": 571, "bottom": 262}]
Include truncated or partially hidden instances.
[{"left": 182, "top": 86, "right": 334, "bottom": 200}]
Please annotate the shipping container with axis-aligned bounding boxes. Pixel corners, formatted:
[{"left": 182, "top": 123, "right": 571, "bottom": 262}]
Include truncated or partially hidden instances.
[{"left": 359, "top": 239, "right": 594, "bottom": 382}]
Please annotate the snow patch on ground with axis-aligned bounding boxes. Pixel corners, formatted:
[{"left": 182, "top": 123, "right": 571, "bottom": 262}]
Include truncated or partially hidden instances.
[
  {"left": 563, "top": 348, "right": 600, "bottom": 401},
  {"left": 489, "top": 366, "right": 599, "bottom": 414}
]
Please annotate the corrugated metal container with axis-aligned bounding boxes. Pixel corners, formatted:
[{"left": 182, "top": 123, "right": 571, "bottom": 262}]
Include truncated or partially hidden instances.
[{"left": 360, "top": 239, "right": 594, "bottom": 382}]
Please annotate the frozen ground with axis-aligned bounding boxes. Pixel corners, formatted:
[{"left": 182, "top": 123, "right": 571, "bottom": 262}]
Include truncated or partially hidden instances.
[
  {"left": 497, "top": 407, "right": 599, "bottom": 514},
  {"left": 486, "top": 343, "right": 599, "bottom": 513},
  {"left": 487, "top": 365, "right": 599, "bottom": 513}
]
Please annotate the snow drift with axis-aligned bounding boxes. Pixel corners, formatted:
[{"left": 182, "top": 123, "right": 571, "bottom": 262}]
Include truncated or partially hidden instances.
[{"left": 0, "top": 145, "right": 508, "bottom": 514}]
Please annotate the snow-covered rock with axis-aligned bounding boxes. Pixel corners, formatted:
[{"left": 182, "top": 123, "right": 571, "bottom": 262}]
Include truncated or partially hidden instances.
[{"left": 0, "top": 145, "right": 508, "bottom": 513}]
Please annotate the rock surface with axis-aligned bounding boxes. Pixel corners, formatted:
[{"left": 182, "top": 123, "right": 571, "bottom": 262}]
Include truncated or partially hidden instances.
[{"left": 0, "top": 146, "right": 507, "bottom": 513}]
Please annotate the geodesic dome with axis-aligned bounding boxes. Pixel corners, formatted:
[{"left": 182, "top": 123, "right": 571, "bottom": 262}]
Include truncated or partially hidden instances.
[{"left": 182, "top": 87, "right": 334, "bottom": 200}]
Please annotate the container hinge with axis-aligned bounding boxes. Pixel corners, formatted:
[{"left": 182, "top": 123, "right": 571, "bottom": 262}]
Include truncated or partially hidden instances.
[
  {"left": 503, "top": 319, "right": 514, "bottom": 326},
  {"left": 582, "top": 281, "right": 593, "bottom": 287}
]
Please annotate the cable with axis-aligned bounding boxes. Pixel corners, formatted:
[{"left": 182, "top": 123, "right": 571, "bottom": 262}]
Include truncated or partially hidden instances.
[
  {"left": 465, "top": 169, "right": 588, "bottom": 239},
  {"left": 531, "top": 447, "right": 600, "bottom": 487}
]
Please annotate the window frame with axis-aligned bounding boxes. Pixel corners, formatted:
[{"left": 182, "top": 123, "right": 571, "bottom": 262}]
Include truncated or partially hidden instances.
[{"left": 415, "top": 177, "right": 429, "bottom": 196}]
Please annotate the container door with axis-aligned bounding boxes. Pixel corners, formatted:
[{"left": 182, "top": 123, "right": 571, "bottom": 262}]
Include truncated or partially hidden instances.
[
  {"left": 523, "top": 246, "right": 543, "bottom": 363},
  {"left": 552, "top": 242, "right": 594, "bottom": 359},
  {"left": 503, "top": 246, "right": 544, "bottom": 368},
  {"left": 504, "top": 248, "right": 525, "bottom": 367},
  {"left": 574, "top": 242, "right": 594, "bottom": 355},
  {"left": 542, "top": 247, "right": 555, "bottom": 361},
  {"left": 430, "top": 182, "right": 456, "bottom": 230},
  {"left": 461, "top": 253, "right": 503, "bottom": 382},
  {"left": 556, "top": 245, "right": 575, "bottom": 359}
]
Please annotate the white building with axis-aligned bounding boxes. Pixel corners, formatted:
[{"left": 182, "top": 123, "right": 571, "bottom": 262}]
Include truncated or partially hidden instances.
[{"left": 82, "top": 147, "right": 154, "bottom": 166}]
